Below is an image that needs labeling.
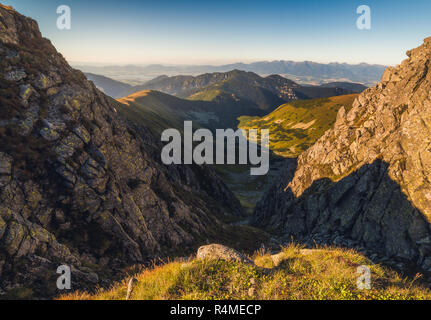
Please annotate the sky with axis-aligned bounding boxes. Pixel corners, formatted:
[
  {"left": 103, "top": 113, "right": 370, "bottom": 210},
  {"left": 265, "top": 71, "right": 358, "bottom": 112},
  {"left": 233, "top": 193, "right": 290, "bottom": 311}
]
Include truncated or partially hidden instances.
[{"left": 3, "top": 0, "right": 431, "bottom": 66}]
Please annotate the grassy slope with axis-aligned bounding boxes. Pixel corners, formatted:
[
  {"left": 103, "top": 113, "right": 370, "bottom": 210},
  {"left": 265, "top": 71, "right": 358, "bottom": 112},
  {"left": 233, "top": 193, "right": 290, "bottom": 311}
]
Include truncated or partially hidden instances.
[
  {"left": 188, "top": 89, "right": 224, "bottom": 102},
  {"left": 61, "top": 244, "right": 431, "bottom": 300},
  {"left": 118, "top": 89, "right": 267, "bottom": 133},
  {"left": 187, "top": 78, "right": 285, "bottom": 112},
  {"left": 223, "top": 95, "right": 358, "bottom": 212},
  {"left": 238, "top": 94, "right": 358, "bottom": 157},
  {"left": 117, "top": 90, "right": 194, "bottom": 135}
]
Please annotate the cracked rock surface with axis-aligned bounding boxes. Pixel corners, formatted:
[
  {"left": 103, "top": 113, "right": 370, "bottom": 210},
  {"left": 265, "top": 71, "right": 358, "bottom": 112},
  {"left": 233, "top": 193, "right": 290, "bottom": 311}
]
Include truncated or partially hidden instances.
[
  {"left": 254, "top": 38, "right": 431, "bottom": 270},
  {"left": 0, "top": 5, "right": 243, "bottom": 298}
]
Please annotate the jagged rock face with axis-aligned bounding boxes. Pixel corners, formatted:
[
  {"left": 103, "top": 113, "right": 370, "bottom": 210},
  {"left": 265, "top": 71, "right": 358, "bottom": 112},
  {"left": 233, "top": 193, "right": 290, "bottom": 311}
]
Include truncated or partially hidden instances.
[
  {"left": 0, "top": 6, "right": 243, "bottom": 297},
  {"left": 254, "top": 38, "right": 431, "bottom": 269}
]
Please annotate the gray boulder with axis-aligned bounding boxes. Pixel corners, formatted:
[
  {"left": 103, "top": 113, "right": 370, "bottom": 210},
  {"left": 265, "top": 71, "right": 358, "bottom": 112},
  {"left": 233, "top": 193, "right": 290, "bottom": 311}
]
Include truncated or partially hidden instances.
[{"left": 196, "top": 244, "right": 253, "bottom": 264}]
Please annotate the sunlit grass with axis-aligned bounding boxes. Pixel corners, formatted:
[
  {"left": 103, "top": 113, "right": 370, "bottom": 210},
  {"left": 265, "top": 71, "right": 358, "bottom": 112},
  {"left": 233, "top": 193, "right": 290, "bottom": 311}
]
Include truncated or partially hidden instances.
[
  {"left": 238, "top": 94, "right": 358, "bottom": 157},
  {"left": 60, "top": 244, "right": 431, "bottom": 301}
]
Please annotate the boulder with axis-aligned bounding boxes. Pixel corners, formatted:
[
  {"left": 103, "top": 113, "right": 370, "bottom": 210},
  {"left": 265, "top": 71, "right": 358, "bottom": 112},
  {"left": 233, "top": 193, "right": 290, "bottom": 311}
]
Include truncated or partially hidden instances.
[{"left": 196, "top": 244, "right": 252, "bottom": 264}]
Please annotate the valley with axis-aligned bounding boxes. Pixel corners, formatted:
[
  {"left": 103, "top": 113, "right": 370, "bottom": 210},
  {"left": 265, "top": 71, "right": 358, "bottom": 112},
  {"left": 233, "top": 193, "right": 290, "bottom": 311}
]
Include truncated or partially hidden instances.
[
  {"left": 91, "top": 71, "right": 367, "bottom": 215},
  {"left": 114, "top": 89, "right": 290, "bottom": 214},
  {"left": 111, "top": 82, "right": 357, "bottom": 215}
]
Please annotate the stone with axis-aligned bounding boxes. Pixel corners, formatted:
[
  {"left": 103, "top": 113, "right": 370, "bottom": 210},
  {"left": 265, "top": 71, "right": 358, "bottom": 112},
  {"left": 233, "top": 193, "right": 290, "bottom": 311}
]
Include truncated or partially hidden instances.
[
  {"left": 0, "top": 216, "right": 7, "bottom": 239},
  {"left": 32, "top": 73, "right": 55, "bottom": 90},
  {"left": 0, "top": 152, "right": 12, "bottom": 175},
  {"left": 46, "top": 87, "right": 60, "bottom": 96},
  {"left": 73, "top": 126, "right": 91, "bottom": 144},
  {"left": 196, "top": 244, "right": 252, "bottom": 264},
  {"left": 39, "top": 126, "right": 60, "bottom": 141},
  {"left": 19, "top": 84, "right": 37, "bottom": 102},
  {"left": 55, "top": 134, "right": 84, "bottom": 162},
  {"left": 3, "top": 221, "right": 26, "bottom": 256}
]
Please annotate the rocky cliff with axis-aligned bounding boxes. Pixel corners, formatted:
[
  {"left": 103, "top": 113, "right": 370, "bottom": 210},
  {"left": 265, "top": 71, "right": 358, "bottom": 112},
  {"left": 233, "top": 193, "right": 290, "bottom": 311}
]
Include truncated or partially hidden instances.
[
  {"left": 0, "top": 5, "right": 242, "bottom": 298},
  {"left": 254, "top": 38, "right": 431, "bottom": 270}
]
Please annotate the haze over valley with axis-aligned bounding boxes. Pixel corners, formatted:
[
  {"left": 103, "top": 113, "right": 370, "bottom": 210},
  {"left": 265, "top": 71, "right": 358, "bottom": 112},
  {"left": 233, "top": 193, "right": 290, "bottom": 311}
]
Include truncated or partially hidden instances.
[{"left": 78, "top": 61, "right": 386, "bottom": 87}]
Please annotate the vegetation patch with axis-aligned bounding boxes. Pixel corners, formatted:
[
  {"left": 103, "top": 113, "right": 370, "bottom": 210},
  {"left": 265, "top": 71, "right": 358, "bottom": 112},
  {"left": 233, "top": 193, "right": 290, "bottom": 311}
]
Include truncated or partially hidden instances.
[
  {"left": 238, "top": 94, "right": 358, "bottom": 157},
  {"left": 60, "top": 244, "right": 431, "bottom": 300}
]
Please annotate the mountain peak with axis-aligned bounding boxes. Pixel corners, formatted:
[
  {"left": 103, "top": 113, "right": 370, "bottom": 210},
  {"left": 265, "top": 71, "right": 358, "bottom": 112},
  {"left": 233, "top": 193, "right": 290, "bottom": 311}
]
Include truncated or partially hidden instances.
[
  {"left": 405, "top": 37, "right": 431, "bottom": 61},
  {"left": 254, "top": 37, "right": 431, "bottom": 269},
  {"left": 0, "top": 5, "right": 42, "bottom": 46},
  {"left": 0, "top": 4, "right": 13, "bottom": 11}
]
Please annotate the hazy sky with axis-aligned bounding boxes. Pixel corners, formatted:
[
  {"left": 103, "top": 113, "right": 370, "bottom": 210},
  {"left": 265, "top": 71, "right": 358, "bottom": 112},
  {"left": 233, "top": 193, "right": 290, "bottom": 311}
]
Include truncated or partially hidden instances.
[{"left": 4, "top": 0, "right": 431, "bottom": 66}]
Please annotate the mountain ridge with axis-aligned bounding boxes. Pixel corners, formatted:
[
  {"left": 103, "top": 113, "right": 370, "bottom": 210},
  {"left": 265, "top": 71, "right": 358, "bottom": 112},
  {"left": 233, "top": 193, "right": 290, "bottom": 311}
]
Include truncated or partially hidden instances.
[
  {"left": 77, "top": 60, "right": 386, "bottom": 86},
  {"left": 254, "top": 37, "right": 431, "bottom": 271},
  {"left": 87, "top": 70, "right": 366, "bottom": 116}
]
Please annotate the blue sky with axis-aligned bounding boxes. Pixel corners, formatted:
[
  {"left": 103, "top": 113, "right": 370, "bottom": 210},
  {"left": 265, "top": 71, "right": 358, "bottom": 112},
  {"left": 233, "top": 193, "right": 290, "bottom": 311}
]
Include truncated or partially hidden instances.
[{"left": 3, "top": 0, "right": 431, "bottom": 65}]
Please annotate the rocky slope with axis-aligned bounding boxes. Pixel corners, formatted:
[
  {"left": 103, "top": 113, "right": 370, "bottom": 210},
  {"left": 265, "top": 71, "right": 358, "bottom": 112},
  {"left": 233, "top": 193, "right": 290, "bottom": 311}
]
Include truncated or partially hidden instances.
[
  {"left": 254, "top": 38, "right": 431, "bottom": 270},
  {"left": 0, "top": 5, "right": 243, "bottom": 298}
]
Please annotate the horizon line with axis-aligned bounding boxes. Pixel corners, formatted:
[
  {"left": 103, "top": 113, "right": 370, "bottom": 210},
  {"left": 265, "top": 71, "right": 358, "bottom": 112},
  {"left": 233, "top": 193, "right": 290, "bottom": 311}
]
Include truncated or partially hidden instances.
[{"left": 70, "top": 60, "right": 390, "bottom": 68}]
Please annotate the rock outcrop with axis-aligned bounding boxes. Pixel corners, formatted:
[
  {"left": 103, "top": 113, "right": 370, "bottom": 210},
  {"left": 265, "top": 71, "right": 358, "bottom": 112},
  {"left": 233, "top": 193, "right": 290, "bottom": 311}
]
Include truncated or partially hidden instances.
[
  {"left": 0, "top": 5, "right": 243, "bottom": 297},
  {"left": 254, "top": 38, "right": 431, "bottom": 270},
  {"left": 196, "top": 244, "right": 252, "bottom": 264}
]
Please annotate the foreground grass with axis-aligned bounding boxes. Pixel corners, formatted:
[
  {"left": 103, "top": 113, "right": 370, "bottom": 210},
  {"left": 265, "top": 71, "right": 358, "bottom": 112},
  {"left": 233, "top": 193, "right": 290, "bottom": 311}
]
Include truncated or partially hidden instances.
[{"left": 60, "top": 245, "right": 431, "bottom": 300}]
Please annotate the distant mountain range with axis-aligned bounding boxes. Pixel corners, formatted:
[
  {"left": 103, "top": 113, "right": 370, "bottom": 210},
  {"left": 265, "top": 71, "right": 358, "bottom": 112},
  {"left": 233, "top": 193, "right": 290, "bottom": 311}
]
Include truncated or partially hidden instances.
[
  {"left": 85, "top": 70, "right": 367, "bottom": 117},
  {"left": 77, "top": 61, "right": 386, "bottom": 86}
]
